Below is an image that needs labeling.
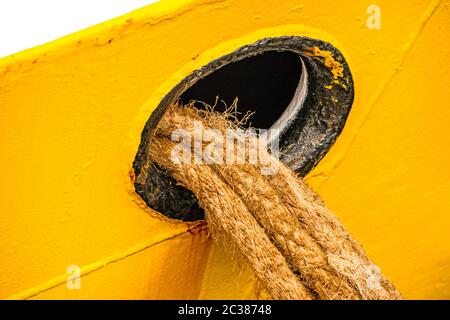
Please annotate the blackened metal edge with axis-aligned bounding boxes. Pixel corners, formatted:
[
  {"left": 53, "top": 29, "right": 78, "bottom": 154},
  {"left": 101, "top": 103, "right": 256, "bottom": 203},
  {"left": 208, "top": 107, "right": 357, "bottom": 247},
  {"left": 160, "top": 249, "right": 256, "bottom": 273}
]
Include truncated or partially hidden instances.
[{"left": 133, "top": 36, "right": 354, "bottom": 221}]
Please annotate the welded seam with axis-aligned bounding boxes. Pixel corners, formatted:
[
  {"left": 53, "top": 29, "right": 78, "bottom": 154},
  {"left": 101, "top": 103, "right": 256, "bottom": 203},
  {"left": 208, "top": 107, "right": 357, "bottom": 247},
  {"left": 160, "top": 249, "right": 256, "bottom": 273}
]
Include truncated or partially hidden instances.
[
  {"left": 314, "top": 0, "right": 441, "bottom": 186},
  {"left": 5, "top": 228, "right": 189, "bottom": 300}
]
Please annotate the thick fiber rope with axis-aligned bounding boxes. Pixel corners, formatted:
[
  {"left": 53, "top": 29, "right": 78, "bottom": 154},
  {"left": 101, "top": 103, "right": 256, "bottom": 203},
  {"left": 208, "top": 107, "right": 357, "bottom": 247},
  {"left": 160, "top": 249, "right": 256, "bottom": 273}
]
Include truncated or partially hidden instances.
[{"left": 145, "top": 103, "right": 402, "bottom": 300}]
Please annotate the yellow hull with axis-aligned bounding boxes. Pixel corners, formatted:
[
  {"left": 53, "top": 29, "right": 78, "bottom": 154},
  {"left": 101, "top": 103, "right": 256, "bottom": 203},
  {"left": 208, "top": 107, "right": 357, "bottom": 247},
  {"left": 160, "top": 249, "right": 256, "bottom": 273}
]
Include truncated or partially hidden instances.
[{"left": 0, "top": 0, "right": 449, "bottom": 299}]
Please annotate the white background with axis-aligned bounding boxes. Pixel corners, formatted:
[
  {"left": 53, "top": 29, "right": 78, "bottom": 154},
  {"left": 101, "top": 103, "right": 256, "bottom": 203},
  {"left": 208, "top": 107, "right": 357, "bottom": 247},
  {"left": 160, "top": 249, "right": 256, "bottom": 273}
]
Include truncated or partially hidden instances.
[{"left": 0, "top": 0, "right": 159, "bottom": 58}]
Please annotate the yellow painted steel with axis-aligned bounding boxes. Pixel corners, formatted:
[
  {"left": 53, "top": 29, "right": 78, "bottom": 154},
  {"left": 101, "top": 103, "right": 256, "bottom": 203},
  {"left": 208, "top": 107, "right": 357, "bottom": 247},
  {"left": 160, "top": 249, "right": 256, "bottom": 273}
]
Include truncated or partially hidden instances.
[{"left": 0, "top": 0, "right": 449, "bottom": 299}]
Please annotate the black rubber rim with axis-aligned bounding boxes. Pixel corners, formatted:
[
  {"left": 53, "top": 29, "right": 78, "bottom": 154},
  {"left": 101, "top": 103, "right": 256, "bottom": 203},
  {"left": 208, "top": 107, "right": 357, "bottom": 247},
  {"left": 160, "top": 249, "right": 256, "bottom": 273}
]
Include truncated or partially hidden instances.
[{"left": 133, "top": 36, "right": 354, "bottom": 221}]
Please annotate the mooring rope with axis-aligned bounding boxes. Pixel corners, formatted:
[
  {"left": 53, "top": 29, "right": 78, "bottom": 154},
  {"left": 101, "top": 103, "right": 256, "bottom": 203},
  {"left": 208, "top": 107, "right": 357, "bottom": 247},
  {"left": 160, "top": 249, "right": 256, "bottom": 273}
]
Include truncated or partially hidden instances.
[{"left": 145, "top": 103, "right": 402, "bottom": 300}]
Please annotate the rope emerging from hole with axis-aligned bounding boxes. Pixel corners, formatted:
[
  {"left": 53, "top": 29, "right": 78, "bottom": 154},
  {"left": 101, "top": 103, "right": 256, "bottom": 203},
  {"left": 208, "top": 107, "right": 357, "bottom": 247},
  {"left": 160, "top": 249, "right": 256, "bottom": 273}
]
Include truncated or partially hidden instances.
[{"left": 144, "top": 102, "right": 402, "bottom": 300}]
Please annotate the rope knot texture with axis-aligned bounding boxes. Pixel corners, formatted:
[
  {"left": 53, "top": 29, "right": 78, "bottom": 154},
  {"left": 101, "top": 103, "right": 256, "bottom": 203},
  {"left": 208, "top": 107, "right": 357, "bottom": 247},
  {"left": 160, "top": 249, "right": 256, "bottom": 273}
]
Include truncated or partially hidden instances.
[{"left": 142, "top": 102, "right": 402, "bottom": 300}]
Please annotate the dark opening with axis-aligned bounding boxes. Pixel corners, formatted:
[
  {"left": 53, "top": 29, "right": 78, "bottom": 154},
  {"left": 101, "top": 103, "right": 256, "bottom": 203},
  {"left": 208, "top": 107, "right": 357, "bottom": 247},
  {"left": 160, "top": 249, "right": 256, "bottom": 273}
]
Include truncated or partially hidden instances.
[
  {"left": 180, "top": 50, "right": 302, "bottom": 129},
  {"left": 134, "top": 37, "right": 355, "bottom": 222}
]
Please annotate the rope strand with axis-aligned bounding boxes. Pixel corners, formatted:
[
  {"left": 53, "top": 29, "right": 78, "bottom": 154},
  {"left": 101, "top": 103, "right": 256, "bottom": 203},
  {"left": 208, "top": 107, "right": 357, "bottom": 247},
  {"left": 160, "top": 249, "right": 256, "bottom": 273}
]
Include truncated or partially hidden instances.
[{"left": 144, "top": 103, "right": 401, "bottom": 300}]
